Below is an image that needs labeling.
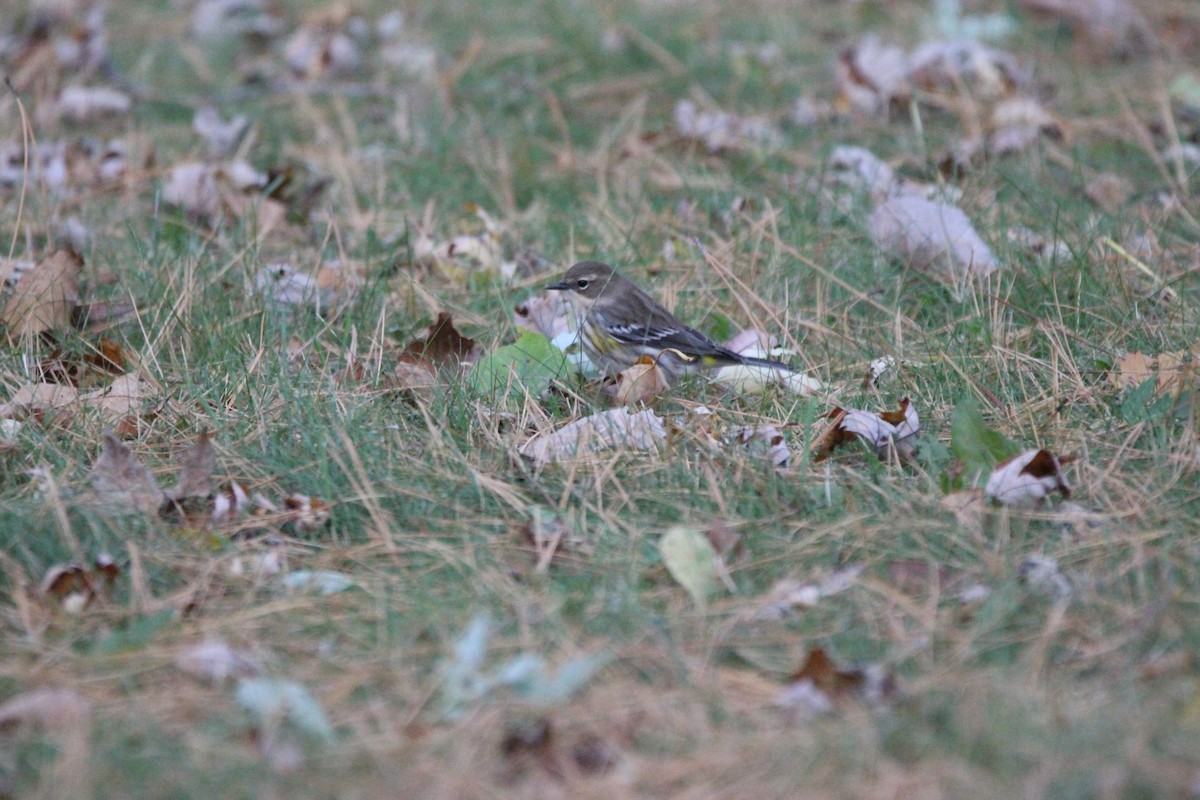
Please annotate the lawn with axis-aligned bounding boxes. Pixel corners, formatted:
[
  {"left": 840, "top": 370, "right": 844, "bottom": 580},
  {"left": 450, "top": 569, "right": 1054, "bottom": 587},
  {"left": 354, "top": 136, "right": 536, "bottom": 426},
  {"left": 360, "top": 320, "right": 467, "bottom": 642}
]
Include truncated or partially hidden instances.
[{"left": 1, "top": 0, "right": 1199, "bottom": 797}]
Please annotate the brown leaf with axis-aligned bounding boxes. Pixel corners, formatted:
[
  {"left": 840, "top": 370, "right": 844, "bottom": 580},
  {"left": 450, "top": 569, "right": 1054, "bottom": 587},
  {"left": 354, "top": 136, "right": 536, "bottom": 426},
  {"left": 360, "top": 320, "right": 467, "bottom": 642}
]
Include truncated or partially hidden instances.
[
  {"left": 985, "top": 449, "right": 1075, "bottom": 507},
  {"left": 814, "top": 398, "right": 920, "bottom": 460},
  {"left": 399, "top": 312, "right": 476, "bottom": 368},
  {"left": 86, "top": 432, "right": 162, "bottom": 515},
  {"left": 1110, "top": 351, "right": 1196, "bottom": 393},
  {"left": 167, "top": 431, "right": 216, "bottom": 501},
  {"left": 776, "top": 648, "right": 897, "bottom": 719},
  {"left": 1, "top": 249, "right": 82, "bottom": 340},
  {"left": 614, "top": 356, "right": 670, "bottom": 405}
]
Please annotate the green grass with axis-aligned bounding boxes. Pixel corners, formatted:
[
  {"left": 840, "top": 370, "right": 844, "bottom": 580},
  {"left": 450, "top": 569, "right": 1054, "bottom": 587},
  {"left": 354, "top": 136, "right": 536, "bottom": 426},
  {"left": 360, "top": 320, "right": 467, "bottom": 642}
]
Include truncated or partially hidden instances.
[{"left": 2, "top": 0, "right": 1200, "bottom": 796}]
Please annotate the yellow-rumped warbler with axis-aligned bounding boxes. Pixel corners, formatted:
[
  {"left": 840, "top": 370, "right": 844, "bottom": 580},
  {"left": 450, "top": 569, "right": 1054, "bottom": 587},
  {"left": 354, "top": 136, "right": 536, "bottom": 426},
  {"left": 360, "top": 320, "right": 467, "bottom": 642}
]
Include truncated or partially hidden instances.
[{"left": 546, "top": 260, "right": 789, "bottom": 382}]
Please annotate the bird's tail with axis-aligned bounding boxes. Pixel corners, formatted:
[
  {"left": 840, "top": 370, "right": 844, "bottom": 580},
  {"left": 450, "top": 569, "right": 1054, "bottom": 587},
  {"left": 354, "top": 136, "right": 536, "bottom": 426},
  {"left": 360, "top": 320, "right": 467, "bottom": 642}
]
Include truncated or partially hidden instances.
[{"left": 736, "top": 354, "right": 791, "bottom": 371}]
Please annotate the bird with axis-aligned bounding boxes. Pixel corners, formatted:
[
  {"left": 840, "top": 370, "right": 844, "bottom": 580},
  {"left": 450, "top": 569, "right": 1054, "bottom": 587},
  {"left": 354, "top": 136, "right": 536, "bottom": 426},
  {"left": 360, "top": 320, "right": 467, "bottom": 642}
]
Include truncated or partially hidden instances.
[{"left": 545, "top": 260, "right": 790, "bottom": 383}]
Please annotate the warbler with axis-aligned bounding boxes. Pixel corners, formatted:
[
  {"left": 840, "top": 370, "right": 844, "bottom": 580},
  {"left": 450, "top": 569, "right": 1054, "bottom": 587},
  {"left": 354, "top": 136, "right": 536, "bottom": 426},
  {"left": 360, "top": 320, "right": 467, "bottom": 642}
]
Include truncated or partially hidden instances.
[{"left": 545, "top": 260, "right": 790, "bottom": 382}]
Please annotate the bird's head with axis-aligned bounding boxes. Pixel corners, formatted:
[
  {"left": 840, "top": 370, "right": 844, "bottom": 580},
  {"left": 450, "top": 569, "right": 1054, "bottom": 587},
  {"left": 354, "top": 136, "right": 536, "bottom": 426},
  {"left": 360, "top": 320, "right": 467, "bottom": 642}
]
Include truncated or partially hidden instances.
[{"left": 545, "top": 261, "right": 621, "bottom": 301}]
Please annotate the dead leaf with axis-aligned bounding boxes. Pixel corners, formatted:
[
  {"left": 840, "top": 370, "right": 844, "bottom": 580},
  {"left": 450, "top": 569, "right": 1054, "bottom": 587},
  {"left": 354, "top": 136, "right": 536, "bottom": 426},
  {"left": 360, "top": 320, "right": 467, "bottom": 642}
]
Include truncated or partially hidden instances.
[
  {"left": 519, "top": 408, "right": 667, "bottom": 467},
  {"left": 44, "top": 85, "right": 132, "bottom": 124},
  {"left": 175, "top": 640, "right": 259, "bottom": 683},
  {"left": 1110, "top": 351, "right": 1195, "bottom": 393},
  {"left": 987, "top": 96, "right": 1063, "bottom": 156},
  {"left": 985, "top": 449, "right": 1075, "bottom": 507},
  {"left": 614, "top": 356, "right": 670, "bottom": 405},
  {"left": 1, "top": 249, "right": 82, "bottom": 340},
  {"left": 673, "top": 99, "right": 781, "bottom": 153},
  {"left": 775, "top": 648, "right": 897, "bottom": 719},
  {"left": 79, "top": 372, "right": 149, "bottom": 425},
  {"left": 162, "top": 160, "right": 267, "bottom": 222},
  {"left": 1018, "top": 554, "right": 1073, "bottom": 599},
  {"left": 737, "top": 425, "right": 791, "bottom": 468},
  {"left": 282, "top": 6, "right": 364, "bottom": 78},
  {"left": 86, "top": 432, "right": 162, "bottom": 515},
  {"left": 907, "top": 40, "right": 1028, "bottom": 98},
  {"left": 399, "top": 312, "right": 477, "bottom": 367},
  {"left": 168, "top": 431, "right": 216, "bottom": 501},
  {"left": 836, "top": 35, "right": 910, "bottom": 115},
  {"left": 0, "top": 382, "right": 80, "bottom": 422},
  {"left": 1084, "top": 173, "right": 1132, "bottom": 213},
  {"left": 869, "top": 195, "right": 1000, "bottom": 282},
  {"left": 814, "top": 398, "right": 920, "bottom": 459},
  {"left": 254, "top": 260, "right": 363, "bottom": 312},
  {"left": 193, "top": 107, "right": 251, "bottom": 159}
]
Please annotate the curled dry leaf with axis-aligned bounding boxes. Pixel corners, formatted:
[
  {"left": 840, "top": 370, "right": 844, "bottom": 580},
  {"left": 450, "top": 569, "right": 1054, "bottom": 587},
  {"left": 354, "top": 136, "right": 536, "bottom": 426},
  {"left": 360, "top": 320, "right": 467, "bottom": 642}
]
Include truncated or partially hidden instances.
[
  {"left": 737, "top": 425, "right": 791, "bottom": 468},
  {"left": 1019, "top": 554, "right": 1074, "bottom": 600},
  {"left": 282, "top": 7, "right": 365, "bottom": 78},
  {"left": 519, "top": 408, "right": 667, "bottom": 467},
  {"left": 43, "top": 85, "right": 132, "bottom": 124},
  {"left": 775, "top": 648, "right": 897, "bottom": 720},
  {"left": 162, "top": 160, "right": 267, "bottom": 222},
  {"left": 190, "top": 0, "right": 285, "bottom": 40},
  {"left": 985, "top": 449, "right": 1075, "bottom": 507},
  {"left": 79, "top": 372, "right": 151, "bottom": 426},
  {"left": 194, "top": 107, "right": 251, "bottom": 159},
  {"left": 1, "top": 248, "right": 82, "bottom": 340},
  {"left": 0, "top": 382, "right": 80, "bottom": 422},
  {"left": 614, "top": 356, "right": 670, "bottom": 406},
  {"left": 869, "top": 195, "right": 1000, "bottom": 282},
  {"left": 39, "top": 553, "right": 118, "bottom": 614},
  {"left": 753, "top": 564, "right": 863, "bottom": 620},
  {"left": 825, "top": 145, "right": 897, "bottom": 199},
  {"left": 255, "top": 260, "right": 364, "bottom": 312},
  {"left": 907, "top": 40, "right": 1028, "bottom": 99},
  {"left": 673, "top": 99, "right": 782, "bottom": 153},
  {"left": 412, "top": 206, "right": 514, "bottom": 280},
  {"left": 836, "top": 35, "right": 911, "bottom": 115},
  {"left": 175, "top": 640, "right": 260, "bottom": 683},
  {"left": 814, "top": 398, "right": 920, "bottom": 459},
  {"left": 166, "top": 431, "right": 216, "bottom": 502},
  {"left": 987, "top": 96, "right": 1063, "bottom": 157}
]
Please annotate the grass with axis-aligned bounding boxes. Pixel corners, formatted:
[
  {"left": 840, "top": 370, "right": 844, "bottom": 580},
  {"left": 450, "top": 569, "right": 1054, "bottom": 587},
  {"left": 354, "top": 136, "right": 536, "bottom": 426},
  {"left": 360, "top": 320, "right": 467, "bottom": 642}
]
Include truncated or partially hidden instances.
[{"left": 1, "top": 0, "right": 1200, "bottom": 796}]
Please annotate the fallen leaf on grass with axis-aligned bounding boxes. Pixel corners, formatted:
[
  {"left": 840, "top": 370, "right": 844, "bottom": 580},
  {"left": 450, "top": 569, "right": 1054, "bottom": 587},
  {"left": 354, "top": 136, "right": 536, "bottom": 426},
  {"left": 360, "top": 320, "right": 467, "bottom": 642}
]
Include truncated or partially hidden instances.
[
  {"left": 282, "top": 6, "right": 364, "bottom": 79},
  {"left": 468, "top": 330, "right": 570, "bottom": 404},
  {"left": 985, "top": 96, "right": 1063, "bottom": 157},
  {"left": 162, "top": 160, "right": 268, "bottom": 223},
  {"left": 1, "top": 248, "right": 82, "bottom": 340},
  {"left": 519, "top": 408, "right": 666, "bottom": 467},
  {"left": 279, "top": 570, "right": 355, "bottom": 595},
  {"left": 175, "top": 640, "right": 260, "bottom": 683},
  {"left": 985, "top": 448, "right": 1075, "bottom": 507},
  {"left": 1018, "top": 554, "right": 1073, "bottom": 600},
  {"left": 165, "top": 431, "right": 216, "bottom": 501},
  {"left": 813, "top": 398, "right": 920, "bottom": 460},
  {"left": 87, "top": 432, "right": 161, "bottom": 515},
  {"left": 673, "top": 99, "right": 781, "bottom": 153},
  {"left": 907, "top": 39, "right": 1028, "bottom": 98},
  {"left": 775, "top": 648, "right": 897, "bottom": 720},
  {"left": 869, "top": 195, "right": 1000, "bottom": 282},
  {"left": 836, "top": 35, "right": 911, "bottom": 115},
  {"left": 737, "top": 425, "right": 792, "bottom": 468},
  {"left": 1084, "top": 173, "right": 1133, "bottom": 214},
  {"left": 39, "top": 553, "right": 119, "bottom": 614},
  {"left": 399, "top": 311, "right": 477, "bottom": 368},
  {"left": 42, "top": 85, "right": 132, "bottom": 124},
  {"left": 614, "top": 356, "right": 670, "bottom": 405},
  {"left": 193, "top": 107, "right": 251, "bottom": 159},
  {"left": 0, "top": 382, "right": 80, "bottom": 424},
  {"left": 35, "top": 337, "right": 127, "bottom": 388},
  {"left": 752, "top": 565, "right": 864, "bottom": 620},
  {"left": 1109, "top": 351, "right": 1196, "bottom": 393},
  {"left": 254, "top": 260, "right": 364, "bottom": 312},
  {"left": 412, "top": 206, "right": 512, "bottom": 281},
  {"left": 661, "top": 525, "right": 727, "bottom": 608}
]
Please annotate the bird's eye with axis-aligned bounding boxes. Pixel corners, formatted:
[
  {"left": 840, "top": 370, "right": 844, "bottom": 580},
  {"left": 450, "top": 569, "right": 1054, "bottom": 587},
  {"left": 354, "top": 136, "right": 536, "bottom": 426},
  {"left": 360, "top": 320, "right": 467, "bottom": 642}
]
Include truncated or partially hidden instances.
[{"left": 576, "top": 279, "right": 590, "bottom": 290}]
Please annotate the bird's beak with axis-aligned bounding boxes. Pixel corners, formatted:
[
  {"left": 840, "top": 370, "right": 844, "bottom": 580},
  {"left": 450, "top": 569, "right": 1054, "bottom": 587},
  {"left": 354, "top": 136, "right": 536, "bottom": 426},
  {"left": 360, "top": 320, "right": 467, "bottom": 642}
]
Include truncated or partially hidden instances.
[{"left": 545, "top": 280, "right": 570, "bottom": 291}]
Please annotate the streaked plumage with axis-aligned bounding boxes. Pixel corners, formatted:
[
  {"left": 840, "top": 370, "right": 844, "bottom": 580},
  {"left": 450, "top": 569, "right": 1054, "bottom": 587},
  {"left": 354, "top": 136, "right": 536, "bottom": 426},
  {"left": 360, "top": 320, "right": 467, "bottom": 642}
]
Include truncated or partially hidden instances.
[{"left": 546, "top": 260, "right": 789, "bottom": 382}]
